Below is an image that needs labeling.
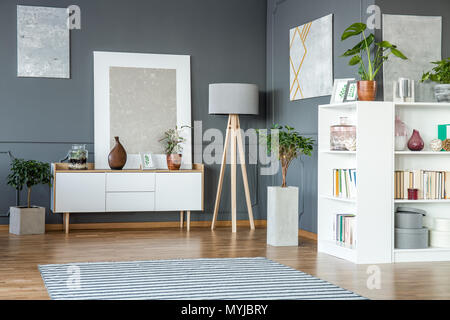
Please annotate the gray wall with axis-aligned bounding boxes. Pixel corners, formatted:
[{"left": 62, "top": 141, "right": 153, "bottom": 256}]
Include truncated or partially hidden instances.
[
  {"left": 266, "top": 0, "right": 374, "bottom": 233},
  {"left": 0, "top": 0, "right": 267, "bottom": 225}
]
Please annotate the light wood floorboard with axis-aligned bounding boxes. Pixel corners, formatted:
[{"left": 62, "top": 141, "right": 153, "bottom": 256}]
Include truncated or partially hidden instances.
[{"left": 0, "top": 227, "right": 449, "bottom": 300}]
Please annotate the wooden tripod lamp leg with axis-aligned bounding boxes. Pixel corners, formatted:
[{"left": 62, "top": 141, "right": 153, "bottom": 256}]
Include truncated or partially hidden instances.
[
  {"left": 236, "top": 116, "right": 255, "bottom": 230},
  {"left": 211, "top": 115, "right": 232, "bottom": 230},
  {"left": 230, "top": 115, "right": 237, "bottom": 233}
]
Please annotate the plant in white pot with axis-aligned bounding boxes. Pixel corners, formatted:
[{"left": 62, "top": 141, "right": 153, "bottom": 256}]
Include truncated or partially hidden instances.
[
  {"left": 421, "top": 58, "right": 450, "bottom": 102},
  {"left": 7, "top": 159, "right": 52, "bottom": 235},
  {"left": 259, "top": 125, "right": 314, "bottom": 246}
]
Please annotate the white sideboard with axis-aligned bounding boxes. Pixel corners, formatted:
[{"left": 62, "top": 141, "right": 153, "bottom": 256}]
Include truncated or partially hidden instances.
[{"left": 51, "top": 163, "right": 204, "bottom": 233}]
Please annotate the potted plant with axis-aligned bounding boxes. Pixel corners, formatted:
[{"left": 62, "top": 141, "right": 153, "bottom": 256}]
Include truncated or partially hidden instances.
[
  {"left": 159, "top": 126, "right": 188, "bottom": 170},
  {"left": 7, "top": 159, "right": 52, "bottom": 235},
  {"left": 259, "top": 125, "right": 314, "bottom": 246},
  {"left": 341, "top": 22, "right": 407, "bottom": 101},
  {"left": 421, "top": 58, "right": 450, "bottom": 102}
]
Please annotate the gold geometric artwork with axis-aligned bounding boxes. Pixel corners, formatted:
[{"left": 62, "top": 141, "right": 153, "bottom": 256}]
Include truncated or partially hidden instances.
[{"left": 289, "top": 14, "right": 333, "bottom": 101}]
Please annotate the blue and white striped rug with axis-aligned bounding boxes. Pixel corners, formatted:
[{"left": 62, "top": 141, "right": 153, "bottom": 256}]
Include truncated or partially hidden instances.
[{"left": 39, "top": 257, "right": 366, "bottom": 300}]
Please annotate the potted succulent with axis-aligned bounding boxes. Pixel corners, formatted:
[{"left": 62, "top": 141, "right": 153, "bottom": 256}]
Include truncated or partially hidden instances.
[
  {"left": 7, "top": 159, "right": 52, "bottom": 235},
  {"left": 341, "top": 22, "right": 407, "bottom": 101},
  {"left": 421, "top": 58, "right": 450, "bottom": 102},
  {"left": 259, "top": 125, "right": 314, "bottom": 246},
  {"left": 159, "top": 126, "right": 189, "bottom": 170}
]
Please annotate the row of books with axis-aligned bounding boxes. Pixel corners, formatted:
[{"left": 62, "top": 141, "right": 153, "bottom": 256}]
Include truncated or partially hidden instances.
[
  {"left": 333, "top": 214, "right": 356, "bottom": 247},
  {"left": 332, "top": 169, "right": 357, "bottom": 199},
  {"left": 394, "top": 170, "right": 450, "bottom": 200}
]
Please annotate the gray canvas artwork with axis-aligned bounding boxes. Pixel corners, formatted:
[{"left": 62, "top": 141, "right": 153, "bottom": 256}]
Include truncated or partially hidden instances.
[
  {"left": 17, "top": 5, "right": 70, "bottom": 78},
  {"left": 109, "top": 66, "right": 177, "bottom": 154},
  {"left": 383, "top": 14, "right": 442, "bottom": 101},
  {"left": 289, "top": 14, "right": 333, "bottom": 100}
]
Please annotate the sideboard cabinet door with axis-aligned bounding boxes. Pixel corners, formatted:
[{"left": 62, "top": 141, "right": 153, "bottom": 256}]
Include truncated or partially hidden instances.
[
  {"left": 155, "top": 173, "right": 202, "bottom": 211},
  {"left": 54, "top": 173, "right": 106, "bottom": 212}
]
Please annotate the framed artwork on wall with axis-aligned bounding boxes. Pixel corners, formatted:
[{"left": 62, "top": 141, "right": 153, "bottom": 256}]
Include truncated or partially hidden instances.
[
  {"left": 289, "top": 14, "right": 333, "bottom": 101},
  {"left": 94, "top": 51, "right": 192, "bottom": 169}
]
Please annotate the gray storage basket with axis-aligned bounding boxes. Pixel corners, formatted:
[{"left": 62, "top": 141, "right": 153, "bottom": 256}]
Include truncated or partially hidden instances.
[{"left": 395, "top": 228, "right": 429, "bottom": 249}]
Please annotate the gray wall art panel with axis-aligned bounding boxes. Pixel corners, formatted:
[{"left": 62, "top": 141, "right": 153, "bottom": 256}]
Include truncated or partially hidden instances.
[
  {"left": 17, "top": 5, "right": 70, "bottom": 78},
  {"left": 109, "top": 67, "right": 177, "bottom": 154},
  {"left": 289, "top": 14, "right": 333, "bottom": 101},
  {"left": 382, "top": 14, "right": 442, "bottom": 101}
]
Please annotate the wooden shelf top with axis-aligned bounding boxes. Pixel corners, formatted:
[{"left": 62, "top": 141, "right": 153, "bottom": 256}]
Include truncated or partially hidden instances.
[{"left": 52, "top": 163, "right": 204, "bottom": 173}]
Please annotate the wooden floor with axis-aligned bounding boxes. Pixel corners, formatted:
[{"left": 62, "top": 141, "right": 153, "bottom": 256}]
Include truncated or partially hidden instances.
[{"left": 0, "top": 227, "right": 449, "bottom": 300}]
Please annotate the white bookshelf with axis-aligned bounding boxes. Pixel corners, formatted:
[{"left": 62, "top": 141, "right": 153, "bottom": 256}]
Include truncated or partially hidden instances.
[{"left": 318, "top": 101, "right": 450, "bottom": 264}]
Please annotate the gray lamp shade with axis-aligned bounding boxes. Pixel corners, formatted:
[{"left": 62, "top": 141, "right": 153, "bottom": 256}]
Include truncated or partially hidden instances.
[{"left": 209, "top": 83, "right": 259, "bottom": 115}]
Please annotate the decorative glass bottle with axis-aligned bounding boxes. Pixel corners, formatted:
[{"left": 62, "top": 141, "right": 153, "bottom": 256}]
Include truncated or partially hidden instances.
[
  {"left": 68, "top": 144, "right": 88, "bottom": 170},
  {"left": 407, "top": 130, "right": 424, "bottom": 151},
  {"left": 330, "top": 117, "right": 356, "bottom": 151},
  {"left": 395, "top": 116, "right": 408, "bottom": 151}
]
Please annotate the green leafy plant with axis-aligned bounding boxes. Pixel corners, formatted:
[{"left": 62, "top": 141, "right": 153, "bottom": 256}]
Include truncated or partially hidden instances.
[
  {"left": 258, "top": 125, "right": 314, "bottom": 188},
  {"left": 7, "top": 159, "right": 52, "bottom": 208},
  {"left": 159, "top": 126, "right": 189, "bottom": 155},
  {"left": 341, "top": 22, "right": 407, "bottom": 80},
  {"left": 421, "top": 58, "right": 450, "bottom": 84}
]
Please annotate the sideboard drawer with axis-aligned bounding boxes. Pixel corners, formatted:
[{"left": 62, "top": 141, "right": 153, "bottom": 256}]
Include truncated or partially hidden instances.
[
  {"left": 106, "top": 173, "right": 155, "bottom": 192},
  {"left": 106, "top": 192, "right": 155, "bottom": 212}
]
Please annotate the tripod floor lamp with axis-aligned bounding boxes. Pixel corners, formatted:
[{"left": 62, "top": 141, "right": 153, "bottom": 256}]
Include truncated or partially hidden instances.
[{"left": 209, "top": 83, "right": 258, "bottom": 232}]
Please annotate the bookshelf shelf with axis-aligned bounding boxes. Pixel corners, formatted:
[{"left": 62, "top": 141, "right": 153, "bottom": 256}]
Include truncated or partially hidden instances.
[
  {"left": 320, "top": 195, "right": 356, "bottom": 203},
  {"left": 319, "top": 101, "right": 450, "bottom": 263}
]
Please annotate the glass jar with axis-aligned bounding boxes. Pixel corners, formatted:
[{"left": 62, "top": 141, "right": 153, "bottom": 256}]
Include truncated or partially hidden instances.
[
  {"left": 68, "top": 144, "right": 88, "bottom": 170},
  {"left": 330, "top": 117, "right": 356, "bottom": 151},
  {"left": 395, "top": 116, "right": 408, "bottom": 151}
]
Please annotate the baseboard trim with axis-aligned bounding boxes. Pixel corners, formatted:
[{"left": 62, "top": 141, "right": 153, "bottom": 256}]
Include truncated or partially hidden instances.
[{"left": 0, "top": 219, "right": 317, "bottom": 240}]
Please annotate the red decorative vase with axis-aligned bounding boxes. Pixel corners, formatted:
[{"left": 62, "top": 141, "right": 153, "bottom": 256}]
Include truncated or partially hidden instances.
[{"left": 407, "top": 130, "right": 424, "bottom": 151}]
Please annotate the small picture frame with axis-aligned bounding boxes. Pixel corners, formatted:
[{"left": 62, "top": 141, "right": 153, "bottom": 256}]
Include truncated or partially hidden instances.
[
  {"left": 139, "top": 153, "right": 155, "bottom": 170},
  {"left": 330, "top": 78, "right": 355, "bottom": 104},
  {"left": 343, "top": 80, "right": 358, "bottom": 102}
]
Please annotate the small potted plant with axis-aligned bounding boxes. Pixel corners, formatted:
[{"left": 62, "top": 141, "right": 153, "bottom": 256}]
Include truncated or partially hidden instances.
[
  {"left": 341, "top": 22, "right": 407, "bottom": 101},
  {"left": 7, "top": 159, "right": 52, "bottom": 235},
  {"left": 259, "top": 125, "right": 314, "bottom": 246},
  {"left": 421, "top": 58, "right": 450, "bottom": 102},
  {"left": 159, "top": 126, "right": 188, "bottom": 170}
]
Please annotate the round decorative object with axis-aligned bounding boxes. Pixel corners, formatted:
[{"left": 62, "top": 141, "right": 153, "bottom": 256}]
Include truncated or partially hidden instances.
[
  {"left": 443, "top": 139, "right": 450, "bottom": 151},
  {"left": 108, "top": 136, "right": 127, "bottom": 170},
  {"left": 430, "top": 139, "right": 443, "bottom": 152},
  {"left": 407, "top": 129, "right": 424, "bottom": 151}
]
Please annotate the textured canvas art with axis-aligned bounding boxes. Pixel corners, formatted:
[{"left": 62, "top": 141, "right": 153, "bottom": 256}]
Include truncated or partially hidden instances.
[
  {"left": 383, "top": 14, "right": 442, "bottom": 101},
  {"left": 109, "top": 66, "right": 177, "bottom": 154},
  {"left": 17, "top": 5, "right": 70, "bottom": 78},
  {"left": 289, "top": 14, "right": 333, "bottom": 101}
]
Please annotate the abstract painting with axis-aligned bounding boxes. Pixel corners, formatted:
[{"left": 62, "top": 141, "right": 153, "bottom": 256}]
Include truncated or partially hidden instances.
[
  {"left": 383, "top": 14, "right": 442, "bottom": 101},
  {"left": 109, "top": 66, "right": 177, "bottom": 154},
  {"left": 17, "top": 5, "right": 70, "bottom": 78},
  {"left": 289, "top": 14, "right": 333, "bottom": 101},
  {"left": 94, "top": 52, "right": 192, "bottom": 170}
]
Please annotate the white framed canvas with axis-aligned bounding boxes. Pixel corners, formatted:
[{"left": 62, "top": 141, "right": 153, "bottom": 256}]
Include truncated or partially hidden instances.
[
  {"left": 94, "top": 51, "right": 192, "bottom": 169},
  {"left": 330, "top": 78, "right": 355, "bottom": 104},
  {"left": 140, "top": 153, "right": 154, "bottom": 170},
  {"left": 289, "top": 14, "right": 333, "bottom": 100}
]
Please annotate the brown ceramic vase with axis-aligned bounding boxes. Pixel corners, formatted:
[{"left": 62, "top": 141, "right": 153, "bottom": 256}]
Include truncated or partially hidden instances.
[
  {"left": 166, "top": 154, "right": 182, "bottom": 170},
  {"left": 108, "top": 136, "right": 127, "bottom": 170},
  {"left": 357, "top": 80, "right": 377, "bottom": 101}
]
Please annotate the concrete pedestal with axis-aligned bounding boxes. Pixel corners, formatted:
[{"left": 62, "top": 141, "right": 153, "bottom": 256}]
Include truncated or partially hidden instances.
[
  {"left": 9, "top": 206, "right": 45, "bottom": 235},
  {"left": 267, "top": 186, "right": 299, "bottom": 246}
]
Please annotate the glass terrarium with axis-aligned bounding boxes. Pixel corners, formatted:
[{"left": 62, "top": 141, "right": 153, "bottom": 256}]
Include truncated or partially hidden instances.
[
  {"left": 330, "top": 117, "right": 356, "bottom": 151},
  {"left": 68, "top": 144, "right": 88, "bottom": 170}
]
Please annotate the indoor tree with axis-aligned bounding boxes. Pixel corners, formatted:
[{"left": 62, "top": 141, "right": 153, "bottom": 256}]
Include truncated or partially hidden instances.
[
  {"left": 7, "top": 159, "right": 52, "bottom": 208},
  {"left": 259, "top": 125, "right": 314, "bottom": 188}
]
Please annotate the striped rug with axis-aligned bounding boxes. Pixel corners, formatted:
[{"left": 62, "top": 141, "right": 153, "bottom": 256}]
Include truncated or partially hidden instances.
[{"left": 39, "top": 257, "right": 366, "bottom": 300}]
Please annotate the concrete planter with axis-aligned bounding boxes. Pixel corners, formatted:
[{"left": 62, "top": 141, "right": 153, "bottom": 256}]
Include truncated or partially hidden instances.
[
  {"left": 9, "top": 206, "right": 45, "bottom": 235},
  {"left": 267, "top": 186, "right": 299, "bottom": 246}
]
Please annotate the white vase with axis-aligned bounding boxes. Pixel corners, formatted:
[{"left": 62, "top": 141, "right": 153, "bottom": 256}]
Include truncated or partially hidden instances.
[{"left": 267, "top": 186, "right": 299, "bottom": 246}]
